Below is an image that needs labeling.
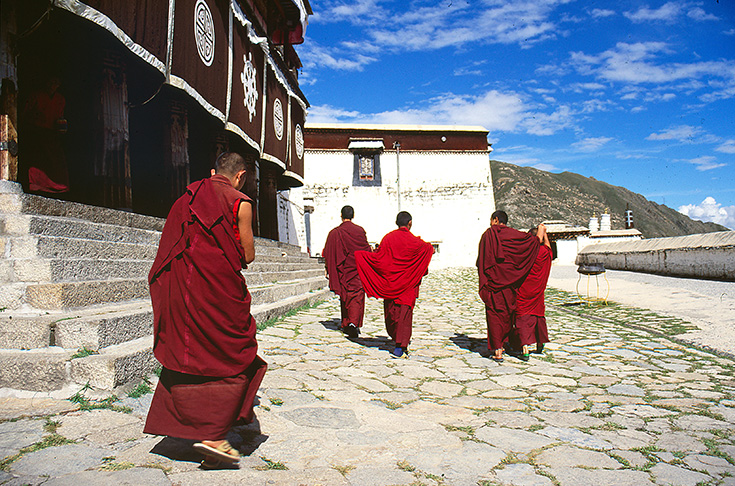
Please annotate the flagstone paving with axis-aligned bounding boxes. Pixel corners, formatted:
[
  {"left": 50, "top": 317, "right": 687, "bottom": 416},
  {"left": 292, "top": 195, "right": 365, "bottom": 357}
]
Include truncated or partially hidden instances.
[{"left": 2, "top": 267, "right": 735, "bottom": 485}]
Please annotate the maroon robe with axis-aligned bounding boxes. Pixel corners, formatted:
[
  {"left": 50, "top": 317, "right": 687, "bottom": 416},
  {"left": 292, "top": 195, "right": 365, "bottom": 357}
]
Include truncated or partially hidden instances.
[
  {"left": 144, "top": 175, "right": 267, "bottom": 440},
  {"left": 516, "top": 244, "right": 553, "bottom": 347},
  {"left": 476, "top": 225, "right": 540, "bottom": 351},
  {"left": 356, "top": 227, "right": 433, "bottom": 346},
  {"left": 322, "top": 221, "right": 372, "bottom": 328}
]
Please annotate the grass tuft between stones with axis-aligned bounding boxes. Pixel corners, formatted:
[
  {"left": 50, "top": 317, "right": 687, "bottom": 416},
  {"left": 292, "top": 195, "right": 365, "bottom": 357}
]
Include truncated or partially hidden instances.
[{"left": 0, "top": 434, "right": 76, "bottom": 471}]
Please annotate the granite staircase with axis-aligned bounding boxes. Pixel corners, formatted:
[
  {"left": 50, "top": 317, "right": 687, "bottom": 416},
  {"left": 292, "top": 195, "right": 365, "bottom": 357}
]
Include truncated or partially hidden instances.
[{"left": 0, "top": 181, "right": 328, "bottom": 393}]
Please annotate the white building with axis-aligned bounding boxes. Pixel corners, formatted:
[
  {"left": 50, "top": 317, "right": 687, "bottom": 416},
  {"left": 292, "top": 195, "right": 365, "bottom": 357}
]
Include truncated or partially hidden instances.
[
  {"left": 301, "top": 123, "right": 495, "bottom": 268},
  {"left": 543, "top": 212, "right": 643, "bottom": 266}
]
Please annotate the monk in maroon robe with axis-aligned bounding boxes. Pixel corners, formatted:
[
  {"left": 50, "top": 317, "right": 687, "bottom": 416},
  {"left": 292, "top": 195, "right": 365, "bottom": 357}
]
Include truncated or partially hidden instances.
[
  {"left": 356, "top": 211, "right": 433, "bottom": 358},
  {"left": 322, "top": 205, "right": 372, "bottom": 338},
  {"left": 476, "top": 210, "right": 541, "bottom": 362},
  {"left": 144, "top": 152, "right": 267, "bottom": 467},
  {"left": 516, "top": 225, "right": 553, "bottom": 359}
]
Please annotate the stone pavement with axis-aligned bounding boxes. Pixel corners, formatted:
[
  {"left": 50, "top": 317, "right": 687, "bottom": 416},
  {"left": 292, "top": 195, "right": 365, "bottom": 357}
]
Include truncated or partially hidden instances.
[{"left": 2, "top": 267, "right": 735, "bottom": 485}]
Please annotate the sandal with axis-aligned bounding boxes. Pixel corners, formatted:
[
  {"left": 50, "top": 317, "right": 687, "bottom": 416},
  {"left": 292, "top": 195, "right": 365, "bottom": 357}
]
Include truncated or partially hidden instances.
[{"left": 193, "top": 440, "right": 240, "bottom": 464}]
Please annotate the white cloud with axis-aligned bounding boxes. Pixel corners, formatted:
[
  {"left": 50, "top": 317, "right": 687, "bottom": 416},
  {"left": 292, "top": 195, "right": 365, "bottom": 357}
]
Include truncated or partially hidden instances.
[
  {"left": 568, "top": 42, "right": 735, "bottom": 102},
  {"left": 306, "top": 105, "right": 364, "bottom": 123},
  {"left": 679, "top": 197, "right": 735, "bottom": 229},
  {"left": 504, "top": 158, "right": 559, "bottom": 171},
  {"left": 716, "top": 140, "right": 735, "bottom": 154},
  {"left": 687, "top": 7, "right": 718, "bottom": 21},
  {"left": 589, "top": 8, "right": 615, "bottom": 18},
  {"left": 572, "top": 136, "right": 613, "bottom": 152},
  {"left": 686, "top": 156, "right": 726, "bottom": 171},
  {"left": 624, "top": 2, "right": 683, "bottom": 23},
  {"left": 316, "top": 0, "right": 572, "bottom": 53},
  {"left": 306, "top": 88, "right": 578, "bottom": 136},
  {"left": 521, "top": 105, "right": 575, "bottom": 135},
  {"left": 646, "top": 125, "right": 702, "bottom": 142},
  {"left": 530, "top": 162, "right": 559, "bottom": 171},
  {"left": 300, "top": 42, "right": 376, "bottom": 71}
]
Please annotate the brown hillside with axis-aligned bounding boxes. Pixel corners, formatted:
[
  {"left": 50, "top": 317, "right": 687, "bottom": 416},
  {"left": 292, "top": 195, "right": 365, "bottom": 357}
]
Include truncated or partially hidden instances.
[{"left": 491, "top": 160, "right": 729, "bottom": 238}]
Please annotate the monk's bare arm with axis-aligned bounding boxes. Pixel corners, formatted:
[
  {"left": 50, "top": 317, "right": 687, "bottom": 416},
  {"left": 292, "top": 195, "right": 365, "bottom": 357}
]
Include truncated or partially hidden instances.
[
  {"left": 237, "top": 201, "right": 256, "bottom": 264},
  {"left": 536, "top": 223, "right": 548, "bottom": 245}
]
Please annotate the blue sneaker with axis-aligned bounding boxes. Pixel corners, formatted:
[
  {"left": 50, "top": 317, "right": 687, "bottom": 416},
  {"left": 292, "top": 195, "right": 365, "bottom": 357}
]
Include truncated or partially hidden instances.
[{"left": 391, "top": 346, "right": 406, "bottom": 358}]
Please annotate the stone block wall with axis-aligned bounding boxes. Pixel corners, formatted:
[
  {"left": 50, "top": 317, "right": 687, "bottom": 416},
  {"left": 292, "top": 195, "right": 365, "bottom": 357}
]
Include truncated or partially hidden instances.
[{"left": 576, "top": 231, "right": 735, "bottom": 281}]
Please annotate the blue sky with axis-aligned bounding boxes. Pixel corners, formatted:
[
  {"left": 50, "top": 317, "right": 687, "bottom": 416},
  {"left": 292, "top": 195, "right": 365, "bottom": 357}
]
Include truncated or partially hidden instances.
[{"left": 297, "top": 0, "right": 735, "bottom": 229}]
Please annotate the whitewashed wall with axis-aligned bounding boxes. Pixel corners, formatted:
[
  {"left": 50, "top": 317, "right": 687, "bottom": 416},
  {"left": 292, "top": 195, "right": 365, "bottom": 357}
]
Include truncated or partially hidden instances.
[
  {"left": 277, "top": 186, "right": 307, "bottom": 251},
  {"left": 303, "top": 149, "right": 495, "bottom": 268},
  {"left": 554, "top": 239, "right": 579, "bottom": 265},
  {"left": 576, "top": 231, "right": 735, "bottom": 281}
]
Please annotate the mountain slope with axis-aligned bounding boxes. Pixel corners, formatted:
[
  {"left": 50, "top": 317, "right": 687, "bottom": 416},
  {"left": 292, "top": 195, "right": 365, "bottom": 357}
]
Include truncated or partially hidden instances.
[{"left": 491, "top": 160, "right": 729, "bottom": 238}]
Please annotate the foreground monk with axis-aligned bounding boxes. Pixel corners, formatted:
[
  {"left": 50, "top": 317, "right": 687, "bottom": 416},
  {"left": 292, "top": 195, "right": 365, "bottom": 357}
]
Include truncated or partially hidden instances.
[
  {"left": 476, "top": 210, "right": 541, "bottom": 363},
  {"left": 144, "top": 152, "right": 267, "bottom": 468},
  {"left": 515, "top": 224, "right": 553, "bottom": 360},
  {"left": 356, "top": 211, "right": 433, "bottom": 357},
  {"left": 322, "top": 205, "right": 372, "bottom": 338}
]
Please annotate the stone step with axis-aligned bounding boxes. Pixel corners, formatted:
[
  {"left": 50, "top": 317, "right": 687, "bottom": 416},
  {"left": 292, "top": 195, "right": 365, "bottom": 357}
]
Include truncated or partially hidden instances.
[
  {"left": 250, "top": 275, "right": 328, "bottom": 305},
  {"left": 12, "top": 258, "right": 152, "bottom": 283},
  {"left": 245, "top": 261, "right": 323, "bottom": 273},
  {"left": 6, "top": 234, "right": 159, "bottom": 260},
  {"left": 70, "top": 336, "right": 156, "bottom": 390},
  {"left": 255, "top": 244, "right": 309, "bottom": 258},
  {"left": 54, "top": 302, "right": 153, "bottom": 350},
  {"left": 252, "top": 288, "right": 332, "bottom": 324},
  {"left": 0, "top": 347, "right": 74, "bottom": 392},
  {"left": 24, "top": 278, "right": 150, "bottom": 309},
  {"left": 251, "top": 253, "right": 320, "bottom": 264},
  {"left": 19, "top": 270, "right": 327, "bottom": 309},
  {"left": 0, "top": 213, "right": 162, "bottom": 246},
  {"left": 0, "top": 300, "right": 152, "bottom": 350},
  {"left": 244, "top": 268, "right": 325, "bottom": 287},
  {"left": 19, "top": 191, "right": 165, "bottom": 232},
  {"left": 0, "top": 282, "right": 26, "bottom": 310}
]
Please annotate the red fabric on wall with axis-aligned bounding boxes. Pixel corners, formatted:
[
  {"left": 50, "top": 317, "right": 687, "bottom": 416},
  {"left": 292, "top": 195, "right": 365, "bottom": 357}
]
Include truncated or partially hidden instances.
[
  {"left": 355, "top": 227, "right": 433, "bottom": 307},
  {"left": 517, "top": 244, "right": 553, "bottom": 316},
  {"left": 149, "top": 175, "right": 261, "bottom": 377}
]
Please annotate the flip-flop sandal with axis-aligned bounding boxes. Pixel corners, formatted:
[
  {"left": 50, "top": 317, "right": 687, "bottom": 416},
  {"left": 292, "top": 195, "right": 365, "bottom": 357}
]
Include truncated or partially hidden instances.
[
  {"left": 491, "top": 355, "right": 504, "bottom": 363},
  {"left": 193, "top": 441, "right": 240, "bottom": 464},
  {"left": 200, "top": 457, "right": 224, "bottom": 470}
]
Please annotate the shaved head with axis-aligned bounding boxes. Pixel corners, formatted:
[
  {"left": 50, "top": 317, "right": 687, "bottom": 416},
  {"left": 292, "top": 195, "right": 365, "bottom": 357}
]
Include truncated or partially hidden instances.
[{"left": 215, "top": 152, "right": 246, "bottom": 177}]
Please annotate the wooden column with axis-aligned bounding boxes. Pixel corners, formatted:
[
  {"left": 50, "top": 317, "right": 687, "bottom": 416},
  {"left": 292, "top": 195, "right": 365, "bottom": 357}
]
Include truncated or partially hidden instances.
[
  {"left": 0, "top": 114, "right": 17, "bottom": 181},
  {"left": 95, "top": 52, "right": 132, "bottom": 209},
  {"left": 164, "top": 100, "right": 190, "bottom": 203},
  {"left": 258, "top": 164, "right": 279, "bottom": 241}
]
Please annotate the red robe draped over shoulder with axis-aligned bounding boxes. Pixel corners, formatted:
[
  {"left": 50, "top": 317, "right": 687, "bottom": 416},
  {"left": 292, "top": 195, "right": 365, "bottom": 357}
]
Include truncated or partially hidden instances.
[
  {"left": 355, "top": 227, "right": 433, "bottom": 307},
  {"left": 517, "top": 244, "right": 553, "bottom": 316},
  {"left": 476, "top": 225, "right": 540, "bottom": 299},
  {"left": 148, "top": 175, "right": 262, "bottom": 377},
  {"left": 323, "top": 221, "right": 372, "bottom": 296}
]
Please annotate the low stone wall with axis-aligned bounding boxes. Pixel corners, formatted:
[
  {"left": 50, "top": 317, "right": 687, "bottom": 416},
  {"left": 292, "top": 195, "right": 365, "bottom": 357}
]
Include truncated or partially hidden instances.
[{"left": 576, "top": 231, "right": 735, "bottom": 281}]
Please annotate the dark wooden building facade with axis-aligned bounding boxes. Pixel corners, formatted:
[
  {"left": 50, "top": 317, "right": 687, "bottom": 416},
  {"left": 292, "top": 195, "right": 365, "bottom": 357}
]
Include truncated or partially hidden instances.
[{"left": 0, "top": 0, "right": 310, "bottom": 239}]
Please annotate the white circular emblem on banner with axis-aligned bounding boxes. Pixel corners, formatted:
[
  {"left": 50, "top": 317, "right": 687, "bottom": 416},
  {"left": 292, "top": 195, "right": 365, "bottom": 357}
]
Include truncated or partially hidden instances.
[
  {"left": 295, "top": 124, "right": 304, "bottom": 159},
  {"left": 240, "top": 53, "right": 258, "bottom": 122},
  {"left": 273, "top": 98, "right": 284, "bottom": 141},
  {"left": 194, "top": 0, "right": 214, "bottom": 67}
]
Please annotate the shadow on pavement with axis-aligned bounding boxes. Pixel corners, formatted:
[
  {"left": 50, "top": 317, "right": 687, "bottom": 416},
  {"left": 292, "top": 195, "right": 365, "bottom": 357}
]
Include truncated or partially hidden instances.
[
  {"left": 148, "top": 419, "right": 269, "bottom": 464},
  {"left": 450, "top": 333, "right": 490, "bottom": 357},
  {"left": 149, "top": 437, "right": 201, "bottom": 463},
  {"left": 230, "top": 417, "right": 268, "bottom": 456},
  {"left": 320, "top": 318, "right": 394, "bottom": 352},
  {"left": 319, "top": 318, "right": 341, "bottom": 331}
]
